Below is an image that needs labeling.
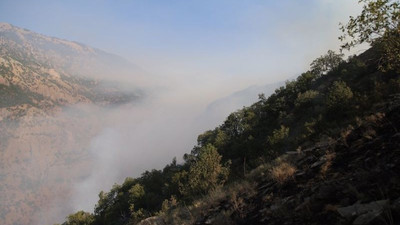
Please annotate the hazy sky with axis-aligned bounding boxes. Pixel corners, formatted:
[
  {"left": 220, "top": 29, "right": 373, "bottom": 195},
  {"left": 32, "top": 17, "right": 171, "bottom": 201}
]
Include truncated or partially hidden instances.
[{"left": 0, "top": 0, "right": 364, "bottom": 96}]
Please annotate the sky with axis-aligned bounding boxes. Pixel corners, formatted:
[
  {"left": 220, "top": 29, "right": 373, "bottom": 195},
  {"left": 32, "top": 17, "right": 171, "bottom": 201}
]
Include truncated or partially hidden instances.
[{"left": 0, "top": 0, "right": 364, "bottom": 98}]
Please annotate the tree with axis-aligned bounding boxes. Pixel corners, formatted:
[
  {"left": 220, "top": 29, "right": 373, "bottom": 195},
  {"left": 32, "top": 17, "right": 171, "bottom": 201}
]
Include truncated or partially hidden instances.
[
  {"left": 310, "top": 50, "right": 344, "bottom": 76},
  {"left": 295, "top": 90, "right": 320, "bottom": 108},
  {"left": 267, "top": 125, "right": 290, "bottom": 157},
  {"left": 181, "top": 144, "right": 230, "bottom": 198},
  {"left": 326, "top": 81, "right": 354, "bottom": 110},
  {"left": 63, "top": 211, "right": 94, "bottom": 225},
  {"left": 128, "top": 184, "right": 145, "bottom": 204},
  {"left": 340, "top": 0, "right": 400, "bottom": 71}
]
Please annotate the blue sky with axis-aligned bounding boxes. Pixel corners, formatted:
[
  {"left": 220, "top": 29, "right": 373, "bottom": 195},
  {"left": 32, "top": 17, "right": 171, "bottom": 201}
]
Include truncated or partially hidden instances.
[{"left": 0, "top": 0, "right": 363, "bottom": 96}]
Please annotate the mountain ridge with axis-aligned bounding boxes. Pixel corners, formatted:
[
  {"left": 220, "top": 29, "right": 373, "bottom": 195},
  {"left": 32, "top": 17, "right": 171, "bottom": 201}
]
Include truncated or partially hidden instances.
[{"left": 0, "top": 22, "right": 143, "bottom": 225}]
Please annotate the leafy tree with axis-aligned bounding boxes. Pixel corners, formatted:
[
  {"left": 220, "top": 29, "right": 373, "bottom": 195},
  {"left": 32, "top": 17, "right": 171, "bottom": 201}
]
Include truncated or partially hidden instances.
[
  {"left": 295, "top": 72, "right": 318, "bottom": 92},
  {"left": 181, "top": 144, "right": 230, "bottom": 197},
  {"left": 267, "top": 125, "right": 290, "bottom": 156},
  {"left": 63, "top": 211, "right": 94, "bottom": 225},
  {"left": 295, "top": 90, "right": 320, "bottom": 108},
  {"left": 94, "top": 187, "right": 118, "bottom": 218},
  {"left": 326, "top": 81, "right": 354, "bottom": 110},
  {"left": 223, "top": 111, "right": 247, "bottom": 137},
  {"left": 340, "top": 0, "right": 400, "bottom": 71},
  {"left": 172, "top": 170, "right": 189, "bottom": 197},
  {"left": 160, "top": 196, "right": 178, "bottom": 213},
  {"left": 128, "top": 184, "right": 145, "bottom": 204},
  {"left": 310, "top": 50, "right": 344, "bottom": 76},
  {"left": 94, "top": 183, "right": 132, "bottom": 225}
]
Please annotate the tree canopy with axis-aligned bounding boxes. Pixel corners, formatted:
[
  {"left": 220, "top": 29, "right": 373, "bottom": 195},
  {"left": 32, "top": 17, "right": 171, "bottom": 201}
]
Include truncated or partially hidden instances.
[
  {"left": 340, "top": 0, "right": 400, "bottom": 71},
  {"left": 310, "top": 50, "right": 344, "bottom": 76}
]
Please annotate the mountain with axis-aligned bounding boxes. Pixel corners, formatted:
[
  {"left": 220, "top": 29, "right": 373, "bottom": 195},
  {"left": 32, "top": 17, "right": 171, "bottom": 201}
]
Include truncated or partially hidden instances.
[
  {"left": 200, "top": 81, "right": 285, "bottom": 126},
  {"left": 0, "top": 23, "right": 143, "bottom": 225},
  {"left": 0, "top": 22, "right": 142, "bottom": 109}
]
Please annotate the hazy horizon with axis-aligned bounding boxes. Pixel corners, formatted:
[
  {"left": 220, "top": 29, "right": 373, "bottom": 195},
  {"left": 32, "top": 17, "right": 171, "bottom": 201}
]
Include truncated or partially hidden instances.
[{"left": 0, "top": 0, "right": 365, "bottom": 99}]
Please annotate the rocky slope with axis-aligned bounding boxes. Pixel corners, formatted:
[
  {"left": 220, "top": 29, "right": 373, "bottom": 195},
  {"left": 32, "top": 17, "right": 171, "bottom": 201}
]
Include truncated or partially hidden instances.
[
  {"left": 0, "top": 23, "right": 141, "bottom": 225},
  {"left": 241, "top": 96, "right": 400, "bottom": 225},
  {"left": 159, "top": 95, "right": 400, "bottom": 225}
]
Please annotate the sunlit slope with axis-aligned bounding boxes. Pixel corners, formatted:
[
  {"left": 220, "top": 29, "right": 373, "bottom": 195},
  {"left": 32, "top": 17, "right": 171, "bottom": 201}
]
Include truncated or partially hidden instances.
[{"left": 0, "top": 22, "right": 142, "bottom": 225}]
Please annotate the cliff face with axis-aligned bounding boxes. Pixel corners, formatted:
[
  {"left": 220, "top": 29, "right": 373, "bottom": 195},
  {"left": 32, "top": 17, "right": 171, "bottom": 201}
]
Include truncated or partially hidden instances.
[{"left": 0, "top": 23, "right": 141, "bottom": 225}]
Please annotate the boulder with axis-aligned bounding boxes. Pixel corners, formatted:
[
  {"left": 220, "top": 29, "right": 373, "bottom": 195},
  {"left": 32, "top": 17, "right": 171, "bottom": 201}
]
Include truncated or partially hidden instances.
[{"left": 337, "top": 200, "right": 389, "bottom": 224}]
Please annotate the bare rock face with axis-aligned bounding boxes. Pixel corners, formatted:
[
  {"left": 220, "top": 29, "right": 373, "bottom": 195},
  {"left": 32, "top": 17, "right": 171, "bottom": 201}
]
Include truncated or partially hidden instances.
[{"left": 0, "top": 23, "right": 141, "bottom": 225}]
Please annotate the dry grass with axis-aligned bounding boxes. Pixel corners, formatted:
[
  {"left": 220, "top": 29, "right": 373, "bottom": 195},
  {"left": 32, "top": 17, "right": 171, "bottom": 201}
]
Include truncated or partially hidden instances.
[
  {"left": 320, "top": 150, "right": 336, "bottom": 179},
  {"left": 162, "top": 181, "right": 256, "bottom": 225},
  {"left": 269, "top": 162, "right": 297, "bottom": 184}
]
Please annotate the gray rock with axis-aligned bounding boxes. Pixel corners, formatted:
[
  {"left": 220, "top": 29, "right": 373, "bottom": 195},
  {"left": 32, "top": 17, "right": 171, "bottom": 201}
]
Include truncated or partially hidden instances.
[
  {"left": 337, "top": 199, "right": 389, "bottom": 224},
  {"left": 337, "top": 200, "right": 388, "bottom": 217},
  {"left": 310, "top": 160, "right": 325, "bottom": 169},
  {"left": 353, "top": 210, "right": 383, "bottom": 225}
]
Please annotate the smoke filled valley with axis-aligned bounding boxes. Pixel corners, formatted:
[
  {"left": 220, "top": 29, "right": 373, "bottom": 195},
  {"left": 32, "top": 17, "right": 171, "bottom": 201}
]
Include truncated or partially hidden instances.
[{"left": 1, "top": 1, "right": 400, "bottom": 225}]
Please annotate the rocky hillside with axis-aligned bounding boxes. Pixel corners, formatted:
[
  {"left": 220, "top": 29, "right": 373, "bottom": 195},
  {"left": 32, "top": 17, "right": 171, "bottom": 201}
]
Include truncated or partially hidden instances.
[
  {"left": 175, "top": 95, "right": 400, "bottom": 225},
  {"left": 0, "top": 22, "right": 140, "bottom": 110},
  {"left": 244, "top": 95, "right": 400, "bottom": 225},
  {"left": 56, "top": 35, "right": 400, "bottom": 225},
  {"left": 0, "top": 23, "right": 142, "bottom": 225}
]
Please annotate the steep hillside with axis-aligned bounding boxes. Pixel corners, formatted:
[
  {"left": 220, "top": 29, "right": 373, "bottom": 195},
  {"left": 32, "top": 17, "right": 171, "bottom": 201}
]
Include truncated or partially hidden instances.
[
  {"left": 58, "top": 43, "right": 400, "bottom": 225},
  {"left": 165, "top": 96, "right": 400, "bottom": 225},
  {"left": 0, "top": 23, "right": 142, "bottom": 225}
]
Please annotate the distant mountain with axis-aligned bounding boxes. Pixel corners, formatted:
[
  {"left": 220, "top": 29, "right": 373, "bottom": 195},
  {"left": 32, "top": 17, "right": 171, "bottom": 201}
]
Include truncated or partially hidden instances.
[
  {"left": 0, "top": 22, "right": 142, "bottom": 111},
  {"left": 199, "top": 81, "right": 285, "bottom": 126},
  {"left": 0, "top": 23, "right": 143, "bottom": 225}
]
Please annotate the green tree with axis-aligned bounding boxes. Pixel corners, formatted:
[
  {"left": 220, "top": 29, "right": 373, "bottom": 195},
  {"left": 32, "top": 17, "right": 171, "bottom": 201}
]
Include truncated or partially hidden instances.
[
  {"left": 182, "top": 144, "right": 230, "bottom": 198},
  {"left": 63, "top": 211, "right": 94, "bottom": 225},
  {"left": 267, "top": 125, "right": 290, "bottom": 157},
  {"left": 295, "top": 90, "right": 319, "bottom": 108},
  {"left": 128, "top": 183, "right": 145, "bottom": 204},
  {"left": 310, "top": 50, "right": 344, "bottom": 76},
  {"left": 340, "top": 0, "right": 400, "bottom": 71},
  {"left": 326, "top": 81, "right": 354, "bottom": 110}
]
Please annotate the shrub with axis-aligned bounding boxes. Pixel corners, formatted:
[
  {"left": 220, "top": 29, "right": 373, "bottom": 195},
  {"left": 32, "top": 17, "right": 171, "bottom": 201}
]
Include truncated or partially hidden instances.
[
  {"left": 269, "top": 162, "right": 297, "bottom": 184},
  {"left": 326, "top": 80, "right": 353, "bottom": 110}
]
